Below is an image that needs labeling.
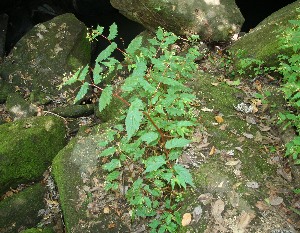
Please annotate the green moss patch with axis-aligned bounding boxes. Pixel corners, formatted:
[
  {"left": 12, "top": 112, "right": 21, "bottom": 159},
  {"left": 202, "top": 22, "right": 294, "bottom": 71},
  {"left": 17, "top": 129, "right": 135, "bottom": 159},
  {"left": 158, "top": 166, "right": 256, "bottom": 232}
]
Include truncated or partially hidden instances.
[{"left": 0, "top": 116, "right": 66, "bottom": 195}]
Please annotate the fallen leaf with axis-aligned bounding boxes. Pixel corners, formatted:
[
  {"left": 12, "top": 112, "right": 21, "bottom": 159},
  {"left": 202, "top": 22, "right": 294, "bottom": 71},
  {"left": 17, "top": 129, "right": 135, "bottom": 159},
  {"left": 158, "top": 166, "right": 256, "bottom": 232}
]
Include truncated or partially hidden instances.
[
  {"left": 182, "top": 213, "right": 192, "bottom": 226},
  {"left": 104, "top": 207, "right": 110, "bottom": 214},
  {"left": 269, "top": 196, "right": 284, "bottom": 206},
  {"left": 229, "top": 191, "right": 240, "bottom": 208},
  {"left": 235, "top": 147, "right": 244, "bottom": 152},
  {"left": 243, "top": 133, "right": 254, "bottom": 139},
  {"left": 209, "top": 146, "right": 216, "bottom": 156},
  {"left": 201, "top": 107, "right": 214, "bottom": 112},
  {"left": 215, "top": 115, "right": 224, "bottom": 124},
  {"left": 254, "top": 131, "right": 263, "bottom": 142},
  {"left": 108, "top": 222, "right": 116, "bottom": 228},
  {"left": 246, "top": 116, "right": 256, "bottom": 125},
  {"left": 237, "top": 211, "right": 255, "bottom": 231},
  {"left": 211, "top": 82, "right": 219, "bottom": 86},
  {"left": 255, "top": 201, "right": 269, "bottom": 211},
  {"left": 211, "top": 199, "right": 225, "bottom": 221},
  {"left": 219, "top": 124, "right": 228, "bottom": 131},
  {"left": 259, "top": 124, "right": 271, "bottom": 132},
  {"left": 225, "top": 160, "right": 240, "bottom": 166},
  {"left": 198, "top": 193, "right": 213, "bottom": 205},
  {"left": 237, "top": 136, "right": 246, "bottom": 143},
  {"left": 246, "top": 181, "right": 259, "bottom": 189},
  {"left": 192, "top": 206, "right": 203, "bottom": 223},
  {"left": 277, "top": 168, "right": 292, "bottom": 182}
]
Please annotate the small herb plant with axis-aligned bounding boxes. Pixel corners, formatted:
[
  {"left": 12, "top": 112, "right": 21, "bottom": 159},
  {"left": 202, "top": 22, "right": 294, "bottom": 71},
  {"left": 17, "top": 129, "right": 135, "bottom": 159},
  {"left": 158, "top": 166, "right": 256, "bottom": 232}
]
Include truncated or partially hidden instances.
[{"left": 64, "top": 23, "right": 200, "bottom": 232}]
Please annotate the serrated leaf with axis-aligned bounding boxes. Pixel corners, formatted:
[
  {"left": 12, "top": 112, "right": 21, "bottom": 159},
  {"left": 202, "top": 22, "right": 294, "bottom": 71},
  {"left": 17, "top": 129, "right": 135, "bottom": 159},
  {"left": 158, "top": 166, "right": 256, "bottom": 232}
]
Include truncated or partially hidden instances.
[
  {"left": 106, "top": 170, "right": 120, "bottom": 181},
  {"left": 74, "top": 82, "right": 89, "bottom": 103},
  {"left": 99, "top": 147, "right": 116, "bottom": 157},
  {"left": 144, "top": 155, "right": 166, "bottom": 173},
  {"left": 126, "top": 36, "right": 142, "bottom": 55},
  {"left": 140, "top": 132, "right": 159, "bottom": 144},
  {"left": 102, "top": 159, "right": 120, "bottom": 172},
  {"left": 125, "top": 98, "right": 144, "bottom": 139},
  {"left": 98, "top": 85, "right": 113, "bottom": 112},
  {"left": 165, "top": 138, "right": 191, "bottom": 149},
  {"left": 77, "top": 65, "right": 89, "bottom": 81},
  {"left": 95, "top": 42, "right": 117, "bottom": 63},
  {"left": 107, "top": 23, "right": 118, "bottom": 40},
  {"left": 122, "top": 61, "right": 147, "bottom": 92},
  {"left": 173, "top": 164, "right": 195, "bottom": 188},
  {"left": 64, "top": 68, "right": 81, "bottom": 86},
  {"left": 156, "top": 27, "right": 164, "bottom": 41},
  {"left": 93, "top": 63, "right": 104, "bottom": 84}
]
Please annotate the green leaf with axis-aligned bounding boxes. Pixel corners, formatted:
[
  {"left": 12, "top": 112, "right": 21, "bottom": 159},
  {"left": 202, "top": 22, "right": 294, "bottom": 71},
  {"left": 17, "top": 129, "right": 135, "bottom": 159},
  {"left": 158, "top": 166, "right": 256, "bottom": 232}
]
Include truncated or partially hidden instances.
[
  {"left": 78, "top": 65, "right": 89, "bottom": 81},
  {"left": 125, "top": 98, "right": 144, "bottom": 139},
  {"left": 93, "top": 63, "right": 104, "bottom": 85},
  {"left": 99, "top": 147, "right": 116, "bottom": 157},
  {"left": 161, "top": 172, "right": 173, "bottom": 182},
  {"left": 74, "top": 82, "right": 89, "bottom": 103},
  {"left": 107, "top": 23, "right": 118, "bottom": 40},
  {"left": 102, "top": 159, "right": 120, "bottom": 172},
  {"left": 64, "top": 68, "right": 81, "bottom": 86},
  {"left": 140, "top": 132, "right": 159, "bottom": 144},
  {"left": 165, "top": 138, "right": 191, "bottom": 149},
  {"left": 121, "top": 61, "right": 147, "bottom": 92},
  {"left": 126, "top": 36, "right": 142, "bottom": 55},
  {"left": 173, "top": 164, "right": 194, "bottom": 188},
  {"left": 106, "top": 170, "right": 120, "bottom": 181},
  {"left": 144, "top": 155, "right": 166, "bottom": 173},
  {"left": 95, "top": 42, "right": 117, "bottom": 63},
  {"left": 98, "top": 85, "right": 113, "bottom": 112}
]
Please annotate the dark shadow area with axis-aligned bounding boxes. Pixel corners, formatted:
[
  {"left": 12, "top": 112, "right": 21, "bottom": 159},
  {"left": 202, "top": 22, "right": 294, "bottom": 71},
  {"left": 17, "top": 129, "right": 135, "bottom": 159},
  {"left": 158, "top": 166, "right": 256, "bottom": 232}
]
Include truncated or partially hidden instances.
[
  {"left": 236, "top": 0, "right": 297, "bottom": 32},
  {"left": 0, "top": 0, "right": 144, "bottom": 60}
]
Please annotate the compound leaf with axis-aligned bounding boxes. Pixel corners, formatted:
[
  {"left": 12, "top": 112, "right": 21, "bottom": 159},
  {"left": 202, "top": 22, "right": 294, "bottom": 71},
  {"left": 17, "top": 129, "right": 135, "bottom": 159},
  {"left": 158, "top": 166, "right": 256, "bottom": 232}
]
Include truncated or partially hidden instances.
[
  {"left": 93, "top": 63, "right": 104, "bottom": 84},
  {"left": 126, "top": 98, "right": 144, "bottom": 139},
  {"left": 98, "top": 85, "right": 113, "bottom": 112},
  {"left": 106, "top": 170, "right": 120, "bottom": 181},
  {"left": 64, "top": 68, "right": 81, "bottom": 86},
  {"left": 140, "top": 132, "right": 159, "bottom": 144},
  {"left": 99, "top": 146, "right": 116, "bottom": 157}
]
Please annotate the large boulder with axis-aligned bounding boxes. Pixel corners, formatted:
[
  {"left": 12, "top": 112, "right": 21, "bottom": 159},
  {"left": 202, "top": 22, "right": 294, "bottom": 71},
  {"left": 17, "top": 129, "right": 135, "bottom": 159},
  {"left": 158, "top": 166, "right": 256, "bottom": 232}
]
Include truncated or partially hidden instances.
[
  {"left": 229, "top": 0, "right": 300, "bottom": 68},
  {"left": 0, "top": 13, "right": 91, "bottom": 104},
  {"left": 52, "top": 124, "right": 130, "bottom": 232},
  {"left": 0, "top": 183, "right": 46, "bottom": 233},
  {"left": 110, "top": 0, "right": 244, "bottom": 41},
  {"left": 0, "top": 116, "right": 66, "bottom": 195}
]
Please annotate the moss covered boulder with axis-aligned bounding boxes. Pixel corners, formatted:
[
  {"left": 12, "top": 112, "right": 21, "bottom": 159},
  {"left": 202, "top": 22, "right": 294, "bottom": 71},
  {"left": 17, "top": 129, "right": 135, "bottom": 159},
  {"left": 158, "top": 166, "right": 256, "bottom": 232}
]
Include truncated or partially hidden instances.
[
  {"left": 110, "top": 0, "right": 244, "bottom": 41},
  {"left": 0, "top": 116, "right": 66, "bottom": 195},
  {"left": 0, "top": 13, "right": 91, "bottom": 104},
  {"left": 52, "top": 124, "right": 129, "bottom": 232},
  {"left": 229, "top": 0, "right": 300, "bottom": 68},
  {"left": 0, "top": 183, "right": 46, "bottom": 233}
]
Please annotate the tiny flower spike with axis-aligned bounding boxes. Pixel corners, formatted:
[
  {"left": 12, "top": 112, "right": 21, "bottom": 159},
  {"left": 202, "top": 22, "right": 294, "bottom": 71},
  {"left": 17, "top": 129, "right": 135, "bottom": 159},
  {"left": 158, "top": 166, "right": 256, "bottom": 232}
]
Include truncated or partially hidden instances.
[{"left": 63, "top": 24, "right": 201, "bottom": 232}]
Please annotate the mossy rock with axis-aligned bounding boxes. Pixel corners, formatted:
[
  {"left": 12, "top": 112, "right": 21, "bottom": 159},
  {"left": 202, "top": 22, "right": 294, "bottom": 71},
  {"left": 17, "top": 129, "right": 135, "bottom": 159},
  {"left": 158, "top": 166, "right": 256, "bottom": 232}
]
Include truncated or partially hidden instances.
[
  {"left": 0, "top": 116, "right": 66, "bottom": 195},
  {"left": 111, "top": 0, "right": 244, "bottom": 41},
  {"left": 52, "top": 122, "right": 129, "bottom": 232},
  {"left": 6, "top": 92, "right": 37, "bottom": 120},
  {"left": 229, "top": 0, "right": 300, "bottom": 68},
  {"left": 20, "top": 227, "right": 55, "bottom": 233},
  {"left": 51, "top": 104, "right": 95, "bottom": 118},
  {"left": 0, "top": 13, "right": 91, "bottom": 104},
  {"left": 0, "top": 183, "right": 46, "bottom": 233}
]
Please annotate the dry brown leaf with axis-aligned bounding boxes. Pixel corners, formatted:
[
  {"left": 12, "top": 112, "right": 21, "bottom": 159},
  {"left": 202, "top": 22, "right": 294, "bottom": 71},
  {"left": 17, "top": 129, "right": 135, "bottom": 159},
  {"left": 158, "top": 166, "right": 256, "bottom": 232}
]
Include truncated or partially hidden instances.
[
  {"left": 103, "top": 207, "right": 110, "bottom": 214},
  {"left": 259, "top": 124, "right": 271, "bottom": 132},
  {"left": 243, "top": 132, "right": 254, "bottom": 139},
  {"left": 246, "top": 181, "right": 259, "bottom": 189},
  {"left": 181, "top": 213, "right": 192, "bottom": 226},
  {"left": 108, "top": 222, "right": 116, "bottom": 228},
  {"left": 209, "top": 146, "right": 216, "bottom": 156},
  {"left": 225, "top": 160, "right": 240, "bottom": 166},
  {"left": 237, "top": 211, "right": 255, "bottom": 231},
  {"left": 215, "top": 115, "right": 224, "bottom": 124},
  {"left": 211, "top": 199, "right": 225, "bottom": 221},
  {"left": 201, "top": 107, "right": 214, "bottom": 112},
  {"left": 277, "top": 168, "right": 292, "bottom": 182},
  {"left": 219, "top": 124, "right": 228, "bottom": 131},
  {"left": 269, "top": 195, "right": 284, "bottom": 206},
  {"left": 254, "top": 131, "right": 263, "bottom": 142},
  {"left": 246, "top": 116, "right": 256, "bottom": 125},
  {"left": 211, "top": 82, "right": 219, "bottom": 86},
  {"left": 255, "top": 201, "right": 269, "bottom": 211}
]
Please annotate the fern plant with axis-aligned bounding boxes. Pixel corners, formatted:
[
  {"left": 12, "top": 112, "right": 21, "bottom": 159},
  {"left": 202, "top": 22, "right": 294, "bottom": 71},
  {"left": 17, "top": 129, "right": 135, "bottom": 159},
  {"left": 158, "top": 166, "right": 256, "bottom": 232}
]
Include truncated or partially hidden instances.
[{"left": 64, "top": 23, "right": 200, "bottom": 232}]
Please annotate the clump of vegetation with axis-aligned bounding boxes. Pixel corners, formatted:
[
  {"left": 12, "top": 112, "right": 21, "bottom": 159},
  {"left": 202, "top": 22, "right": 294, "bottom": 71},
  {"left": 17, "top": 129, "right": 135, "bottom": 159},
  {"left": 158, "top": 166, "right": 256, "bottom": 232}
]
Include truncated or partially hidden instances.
[{"left": 63, "top": 24, "right": 200, "bottom": 232}]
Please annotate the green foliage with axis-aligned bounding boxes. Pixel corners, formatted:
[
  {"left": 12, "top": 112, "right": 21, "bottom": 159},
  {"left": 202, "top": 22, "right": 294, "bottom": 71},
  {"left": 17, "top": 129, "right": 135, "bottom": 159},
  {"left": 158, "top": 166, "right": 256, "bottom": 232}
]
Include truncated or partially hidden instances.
[{"left": 64, "top": 24, "right": 200, "bottom": 231}]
